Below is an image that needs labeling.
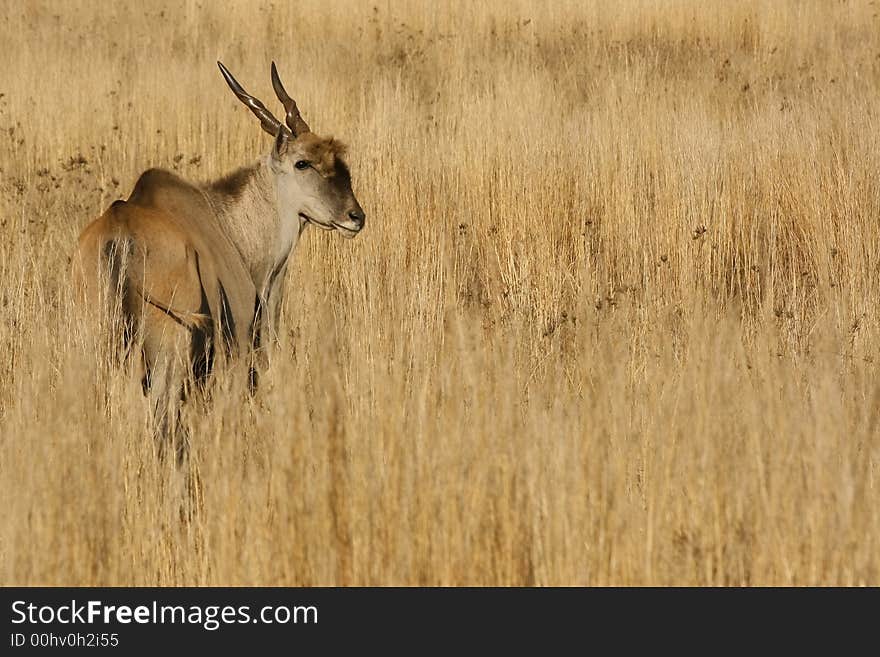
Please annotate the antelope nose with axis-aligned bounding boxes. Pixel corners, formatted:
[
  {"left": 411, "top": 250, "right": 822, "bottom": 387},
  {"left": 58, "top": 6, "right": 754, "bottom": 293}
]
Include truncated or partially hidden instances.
[{"left": 348, "top": 208, "right": 365, "bottom": 227}]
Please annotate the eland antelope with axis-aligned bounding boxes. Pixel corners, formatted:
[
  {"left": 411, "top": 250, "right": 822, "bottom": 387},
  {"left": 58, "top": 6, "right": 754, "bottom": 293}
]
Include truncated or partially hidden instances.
[{"left": 73, "top": 61, "right": 364, "bottom": 438}]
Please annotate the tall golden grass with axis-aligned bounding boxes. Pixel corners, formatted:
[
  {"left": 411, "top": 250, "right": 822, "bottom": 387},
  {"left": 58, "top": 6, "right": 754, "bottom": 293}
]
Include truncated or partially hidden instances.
[{"left": 1, "top": 0, "right": 879, "bottom": 585}]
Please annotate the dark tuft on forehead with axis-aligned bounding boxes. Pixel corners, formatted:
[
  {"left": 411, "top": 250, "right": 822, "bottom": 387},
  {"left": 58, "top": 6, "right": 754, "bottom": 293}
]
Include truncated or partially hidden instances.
[{"left": 298, "top": 133, "right": 349, "bottom": 175}]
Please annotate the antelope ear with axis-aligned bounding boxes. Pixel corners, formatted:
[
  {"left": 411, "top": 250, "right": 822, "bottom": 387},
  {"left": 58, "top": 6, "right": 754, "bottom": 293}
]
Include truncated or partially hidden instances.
[{"left": 272, "top": 126, "right": 290, "bottom": 159}]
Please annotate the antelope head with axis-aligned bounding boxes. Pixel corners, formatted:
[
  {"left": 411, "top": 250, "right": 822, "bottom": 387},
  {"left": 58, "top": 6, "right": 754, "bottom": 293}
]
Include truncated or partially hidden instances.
[{"left": 218, "top": 61, "right": 365, "bottom": 238}]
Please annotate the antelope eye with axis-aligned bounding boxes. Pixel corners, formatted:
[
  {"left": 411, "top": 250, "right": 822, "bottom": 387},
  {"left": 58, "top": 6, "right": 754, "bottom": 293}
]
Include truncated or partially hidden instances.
[{"left": 295, "top": 160, "right": 310, "bottom": 170}]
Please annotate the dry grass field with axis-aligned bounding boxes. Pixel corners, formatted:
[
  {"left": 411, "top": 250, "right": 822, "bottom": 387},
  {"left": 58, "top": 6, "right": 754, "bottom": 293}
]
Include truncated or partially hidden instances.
[{"left": 1, "top": 0, "right": 880, "bottom": 586}]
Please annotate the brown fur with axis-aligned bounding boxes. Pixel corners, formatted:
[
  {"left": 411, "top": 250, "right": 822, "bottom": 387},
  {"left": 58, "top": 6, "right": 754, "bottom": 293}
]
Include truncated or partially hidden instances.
[
  {"left": 297, "top": 133, "right": 348, "bottom": 176},
  {"left": 72, "top": 167, "right": 261, "bottom": 439},
  {"left": 208, "top": 165, "right": 258, "bottom": 199}
]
